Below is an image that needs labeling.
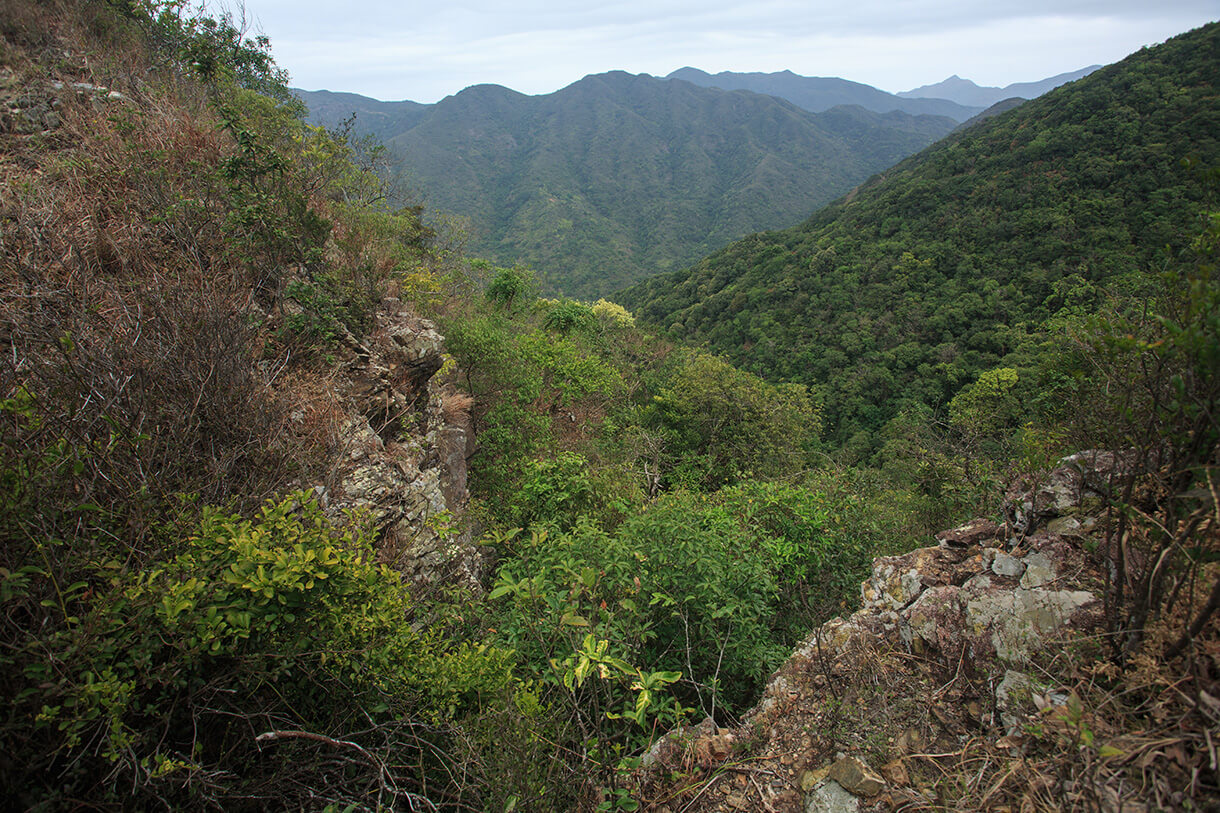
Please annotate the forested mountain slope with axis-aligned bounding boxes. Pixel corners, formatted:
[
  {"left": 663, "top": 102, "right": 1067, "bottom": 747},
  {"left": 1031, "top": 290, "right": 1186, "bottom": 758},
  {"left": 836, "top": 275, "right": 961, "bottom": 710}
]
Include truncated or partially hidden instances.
[
  {"left": 622, "top": 22, "right": 1220, "bottom": 451},
  {"left": 292, "top": 88, "right": 427, "bottom": 142},
  {"left": 299, "top": 73, "right": 957, "bottom": 298}
]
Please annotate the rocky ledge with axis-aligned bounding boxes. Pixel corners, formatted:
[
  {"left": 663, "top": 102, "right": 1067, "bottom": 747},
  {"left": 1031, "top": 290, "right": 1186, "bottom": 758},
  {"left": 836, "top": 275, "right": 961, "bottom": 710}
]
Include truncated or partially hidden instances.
[{"left": 640, "top": 452, "right": 1120, "bottom": 812}]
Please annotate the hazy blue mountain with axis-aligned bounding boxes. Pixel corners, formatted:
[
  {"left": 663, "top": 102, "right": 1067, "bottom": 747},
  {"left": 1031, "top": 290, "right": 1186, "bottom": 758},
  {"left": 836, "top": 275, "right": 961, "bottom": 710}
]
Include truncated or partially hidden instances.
[
  {"left": 665, "top": 67, "right": 983, "bottom": 121},
  {"left": 897, "top": 66, "right": 1102, "bottom": 107},
  {"left": 301, "top": 72, "right": 958, "bottom": 298}
]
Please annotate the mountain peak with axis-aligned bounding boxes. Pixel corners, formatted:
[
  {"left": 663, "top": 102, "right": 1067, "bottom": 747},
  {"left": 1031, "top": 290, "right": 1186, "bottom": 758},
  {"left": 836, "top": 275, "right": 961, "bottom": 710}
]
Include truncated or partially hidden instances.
[{"left": 898, "top": 66, "right": 1101, "bottom": 106}]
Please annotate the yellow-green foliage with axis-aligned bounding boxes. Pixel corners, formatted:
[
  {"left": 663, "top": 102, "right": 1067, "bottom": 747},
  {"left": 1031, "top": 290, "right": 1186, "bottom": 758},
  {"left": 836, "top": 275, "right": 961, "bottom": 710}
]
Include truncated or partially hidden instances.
[
  {"left": 592, "top": 299, "right": 636, "bottom": 329},
  {"left": 14, "top": 494, "right": 517, "bottom": 806}
]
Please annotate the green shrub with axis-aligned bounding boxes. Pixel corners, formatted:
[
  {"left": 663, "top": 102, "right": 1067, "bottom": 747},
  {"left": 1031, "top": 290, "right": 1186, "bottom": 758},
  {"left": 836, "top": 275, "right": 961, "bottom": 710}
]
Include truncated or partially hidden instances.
[
  {"left": 543, "top": 299, "right": 596, "bottom": 335},
  {"left": 5, "top": 493, "right": 519, "bottom": 809},
  {"left": 650, "top": 351, "right": 819, "bottom": 489},
  {"left": 488, "top": 490, "right": 790, "bottom": 736}
]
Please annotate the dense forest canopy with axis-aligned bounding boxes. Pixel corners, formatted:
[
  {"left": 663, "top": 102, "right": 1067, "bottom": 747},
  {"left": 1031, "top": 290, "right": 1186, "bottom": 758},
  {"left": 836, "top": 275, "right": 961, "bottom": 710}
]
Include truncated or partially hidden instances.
[
  {"left": 298, "top": 74, "right": 958, "bottom": 299},
  {"left": 622, "top": 22, "right": 1220, "bottom": 453}
]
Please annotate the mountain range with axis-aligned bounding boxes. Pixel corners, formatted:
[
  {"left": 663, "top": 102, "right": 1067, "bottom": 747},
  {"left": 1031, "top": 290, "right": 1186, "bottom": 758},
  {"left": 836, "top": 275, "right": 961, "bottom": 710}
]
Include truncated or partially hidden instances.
[
  {"left": 299, "top": 62, "right": 1101, "bottom": 299},
  {"left": 897, "top": 66, "right": 1102, "bottom": 107},
  {"left": 298, "top": 73, "right": 959, "bottom": 298},
  {"left": 665, "top": 67, "right": 983, "bottom": 121},
  {"left": 621, "top": 23, "right": 1220, "bottom": 451}
]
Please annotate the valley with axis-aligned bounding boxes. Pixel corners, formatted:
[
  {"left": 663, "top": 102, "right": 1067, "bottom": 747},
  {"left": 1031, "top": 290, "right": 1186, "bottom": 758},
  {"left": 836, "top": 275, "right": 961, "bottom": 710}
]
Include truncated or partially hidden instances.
[{"left": 1, "top": 3, "right": 1217, "bottom": 811}]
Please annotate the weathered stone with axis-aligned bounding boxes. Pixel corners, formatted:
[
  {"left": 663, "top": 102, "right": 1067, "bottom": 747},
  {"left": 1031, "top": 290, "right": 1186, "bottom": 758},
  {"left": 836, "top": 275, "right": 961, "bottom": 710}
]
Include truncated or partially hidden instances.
[
  {"left": 319, "top": 311, "right": 485, "bottom": 592},
  {"left": 962, "top": 573, "right": 994, "bottom": 591},
  {"left": 1046, "top": 515, "right": 1094, "bottom": 536},
  {"left": 1007, "top": 449, "right": 1134, "bottom": 533},
  {"left": 827, "top": 756, "right": 885, "bottom": 797},
  {"left": 991, "top": 553, "right": 1025, "bottom": 579},
  {"left": 965, "top": 588, "right": 1097, "bottom": 663},
  {"left": 800, "top": 766, "right": 830, "bottom": 792},
  {"left": 805, "top": 776, "right": 863, "bottom": 810},
  {"left": 805, "top": 780, "right": 859, "bottom": 813},
  {"left": 902, "top": 585, "right": 964, "bottom": 654},
  {"left": 936, "top": 517, "right": 1001, "bottom": 547},
  {"left": 994, "top": 670, "right": 1033, "bottom": 735},
  {"left": 881, "top": 758, "right": 909, "bottom": 786},
  {"left": 1019, "top": 552, "right": 1057, "bottom": 588},
  {"left": 861, "top": 545, "right": 975, "bottom": 612},
  {"left": 893, "top": 728, "right": 925, "bottom": 755}
]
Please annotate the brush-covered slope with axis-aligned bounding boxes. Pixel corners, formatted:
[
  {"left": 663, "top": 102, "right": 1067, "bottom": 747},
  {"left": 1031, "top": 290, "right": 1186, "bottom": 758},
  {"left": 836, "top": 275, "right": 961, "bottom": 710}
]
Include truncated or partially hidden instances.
[
  {"left": 302, "top": 73, "right": 957, "bottom": 298},
  {"left": 622, "top": 23, "right": 1220, "bottom": 450}
]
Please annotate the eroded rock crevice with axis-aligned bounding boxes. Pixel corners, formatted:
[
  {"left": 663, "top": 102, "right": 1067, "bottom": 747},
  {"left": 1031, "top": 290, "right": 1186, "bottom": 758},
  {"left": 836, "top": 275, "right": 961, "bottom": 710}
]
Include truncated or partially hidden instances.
[{"left": 320, "top": 298, "right": 483, "bottom": 590}]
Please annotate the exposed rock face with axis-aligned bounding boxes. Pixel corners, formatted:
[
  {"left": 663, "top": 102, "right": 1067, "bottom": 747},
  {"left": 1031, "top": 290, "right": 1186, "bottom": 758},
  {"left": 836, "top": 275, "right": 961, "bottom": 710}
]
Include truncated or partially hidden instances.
[
  {"left": 1004, "top": 448, "right": 1132, "bottom": 534},
  {"left": 638, "top": 453, "right": 1116, "bottom": 812},
  {"left": 805, "top": 779, "right": 858, "bottom": 813},
  {"left": 1, "top": 68, "right": 131, "bottom": 136},
  {"left": 321, "top": 299, "right": 482, "bottom": 590}
]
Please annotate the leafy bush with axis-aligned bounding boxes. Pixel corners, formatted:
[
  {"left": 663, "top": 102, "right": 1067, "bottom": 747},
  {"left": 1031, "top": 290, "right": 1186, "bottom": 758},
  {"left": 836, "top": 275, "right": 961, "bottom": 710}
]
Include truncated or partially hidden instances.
[
  {"left": 543, "top": 298, "right": 596, "bottom": 335},
  {"left": 650, "top": 351, "right": 819, "bottom": 489},
  {"left": 485, "top": 263, "right": 537, "bottom": 308},
  {"left": 592, "top": 298, "right": 636, "bottom": 330},
  {"left": 489, "top": 484, "right": 863, "bottom": 737},
  {"left": 4, "top": 493, "right": 519, "bottom": 809}
]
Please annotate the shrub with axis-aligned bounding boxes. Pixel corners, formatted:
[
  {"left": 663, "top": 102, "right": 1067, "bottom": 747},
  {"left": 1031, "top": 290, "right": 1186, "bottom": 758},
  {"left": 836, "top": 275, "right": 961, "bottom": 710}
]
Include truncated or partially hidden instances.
[
  {"left": 543, "top": 298, "right": 596, "bottom": 336},
  {"left": 3, "top": 493, "right": 520, "bottom": 809},
  {"left": 651, "top": 351, "right": 819, "bottom": 489}
]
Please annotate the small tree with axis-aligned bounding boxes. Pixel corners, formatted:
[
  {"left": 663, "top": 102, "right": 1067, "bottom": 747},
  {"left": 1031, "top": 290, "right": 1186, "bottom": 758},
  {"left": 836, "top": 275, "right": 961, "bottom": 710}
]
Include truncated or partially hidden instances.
[
  {"left": 484, "top": 263, "right": 536, "bottom": 308},
  {"left": 1074, "top": 208, "right": 1220, "bottom": 660}
]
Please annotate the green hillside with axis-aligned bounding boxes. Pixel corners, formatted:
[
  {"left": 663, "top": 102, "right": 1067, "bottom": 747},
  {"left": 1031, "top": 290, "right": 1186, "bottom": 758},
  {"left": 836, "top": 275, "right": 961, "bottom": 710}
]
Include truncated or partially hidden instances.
[
  {"left": 623, "top": 22, "right": 1220, "bottom": 451},
  {"left": 301, "top": 74, "right": 957, "bottom": 298},
  {"left": 5, "top": 3, "right": 1219, "bottom": 810}
]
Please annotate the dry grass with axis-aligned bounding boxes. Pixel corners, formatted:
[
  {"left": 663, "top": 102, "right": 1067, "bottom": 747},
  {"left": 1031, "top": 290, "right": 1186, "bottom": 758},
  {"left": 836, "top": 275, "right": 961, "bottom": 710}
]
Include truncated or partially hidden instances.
[
  {"left": 440, "top": 386, "right": 475, "bottom": 424},
  {"left": 0, "top": 0, "right": 333, "bottom": 547}
]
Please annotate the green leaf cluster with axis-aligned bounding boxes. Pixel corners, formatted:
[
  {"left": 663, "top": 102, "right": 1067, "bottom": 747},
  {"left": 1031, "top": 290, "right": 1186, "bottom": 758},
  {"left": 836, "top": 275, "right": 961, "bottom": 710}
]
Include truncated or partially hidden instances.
[{"left": 5, "top": 494, "right": 518, "bottom": 807}]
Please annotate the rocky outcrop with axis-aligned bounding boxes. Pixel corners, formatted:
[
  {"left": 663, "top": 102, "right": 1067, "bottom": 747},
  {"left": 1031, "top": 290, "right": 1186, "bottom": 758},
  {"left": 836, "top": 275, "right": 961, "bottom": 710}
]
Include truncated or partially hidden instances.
[
  {"left": 639, "top": 453, "right": 1118, "bottom": 812},
  {"left": 1, "top": 67, "right": 130, "bottom": 137},
  {"left": 319, "top": 298, "right": 483, "bottom": 590}
]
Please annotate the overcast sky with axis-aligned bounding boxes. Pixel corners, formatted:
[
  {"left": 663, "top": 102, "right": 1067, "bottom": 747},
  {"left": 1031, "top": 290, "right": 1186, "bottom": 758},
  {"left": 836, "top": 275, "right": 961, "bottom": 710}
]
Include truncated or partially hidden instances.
[{"left": 238, "top": 0, "right": 1217, "bottom": 103}]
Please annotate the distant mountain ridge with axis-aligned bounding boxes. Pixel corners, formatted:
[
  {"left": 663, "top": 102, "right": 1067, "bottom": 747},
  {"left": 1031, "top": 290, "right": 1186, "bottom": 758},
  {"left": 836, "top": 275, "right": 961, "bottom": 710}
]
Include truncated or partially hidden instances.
[
  {"left": 621, "top": 24, "right": 1219, "bottom": 449},
  {"left": 665, "top": 67, "right": 983, "bottom": 121},
  {"left": 294, "top": 89, "right": 428, "bottom": 143},
  {"left": 898, "top": 66, "right": 1101, "bottom": 107},
  {"left": 298, "top": 72, "right": 958, "bottom": 298}
]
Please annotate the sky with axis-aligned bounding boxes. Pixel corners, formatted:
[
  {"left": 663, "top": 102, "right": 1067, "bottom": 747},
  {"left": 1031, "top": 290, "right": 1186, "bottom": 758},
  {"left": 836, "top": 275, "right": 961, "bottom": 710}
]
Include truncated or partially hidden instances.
[{"left": 236, "top": 0, "right": 1218, "bottom": 103}]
